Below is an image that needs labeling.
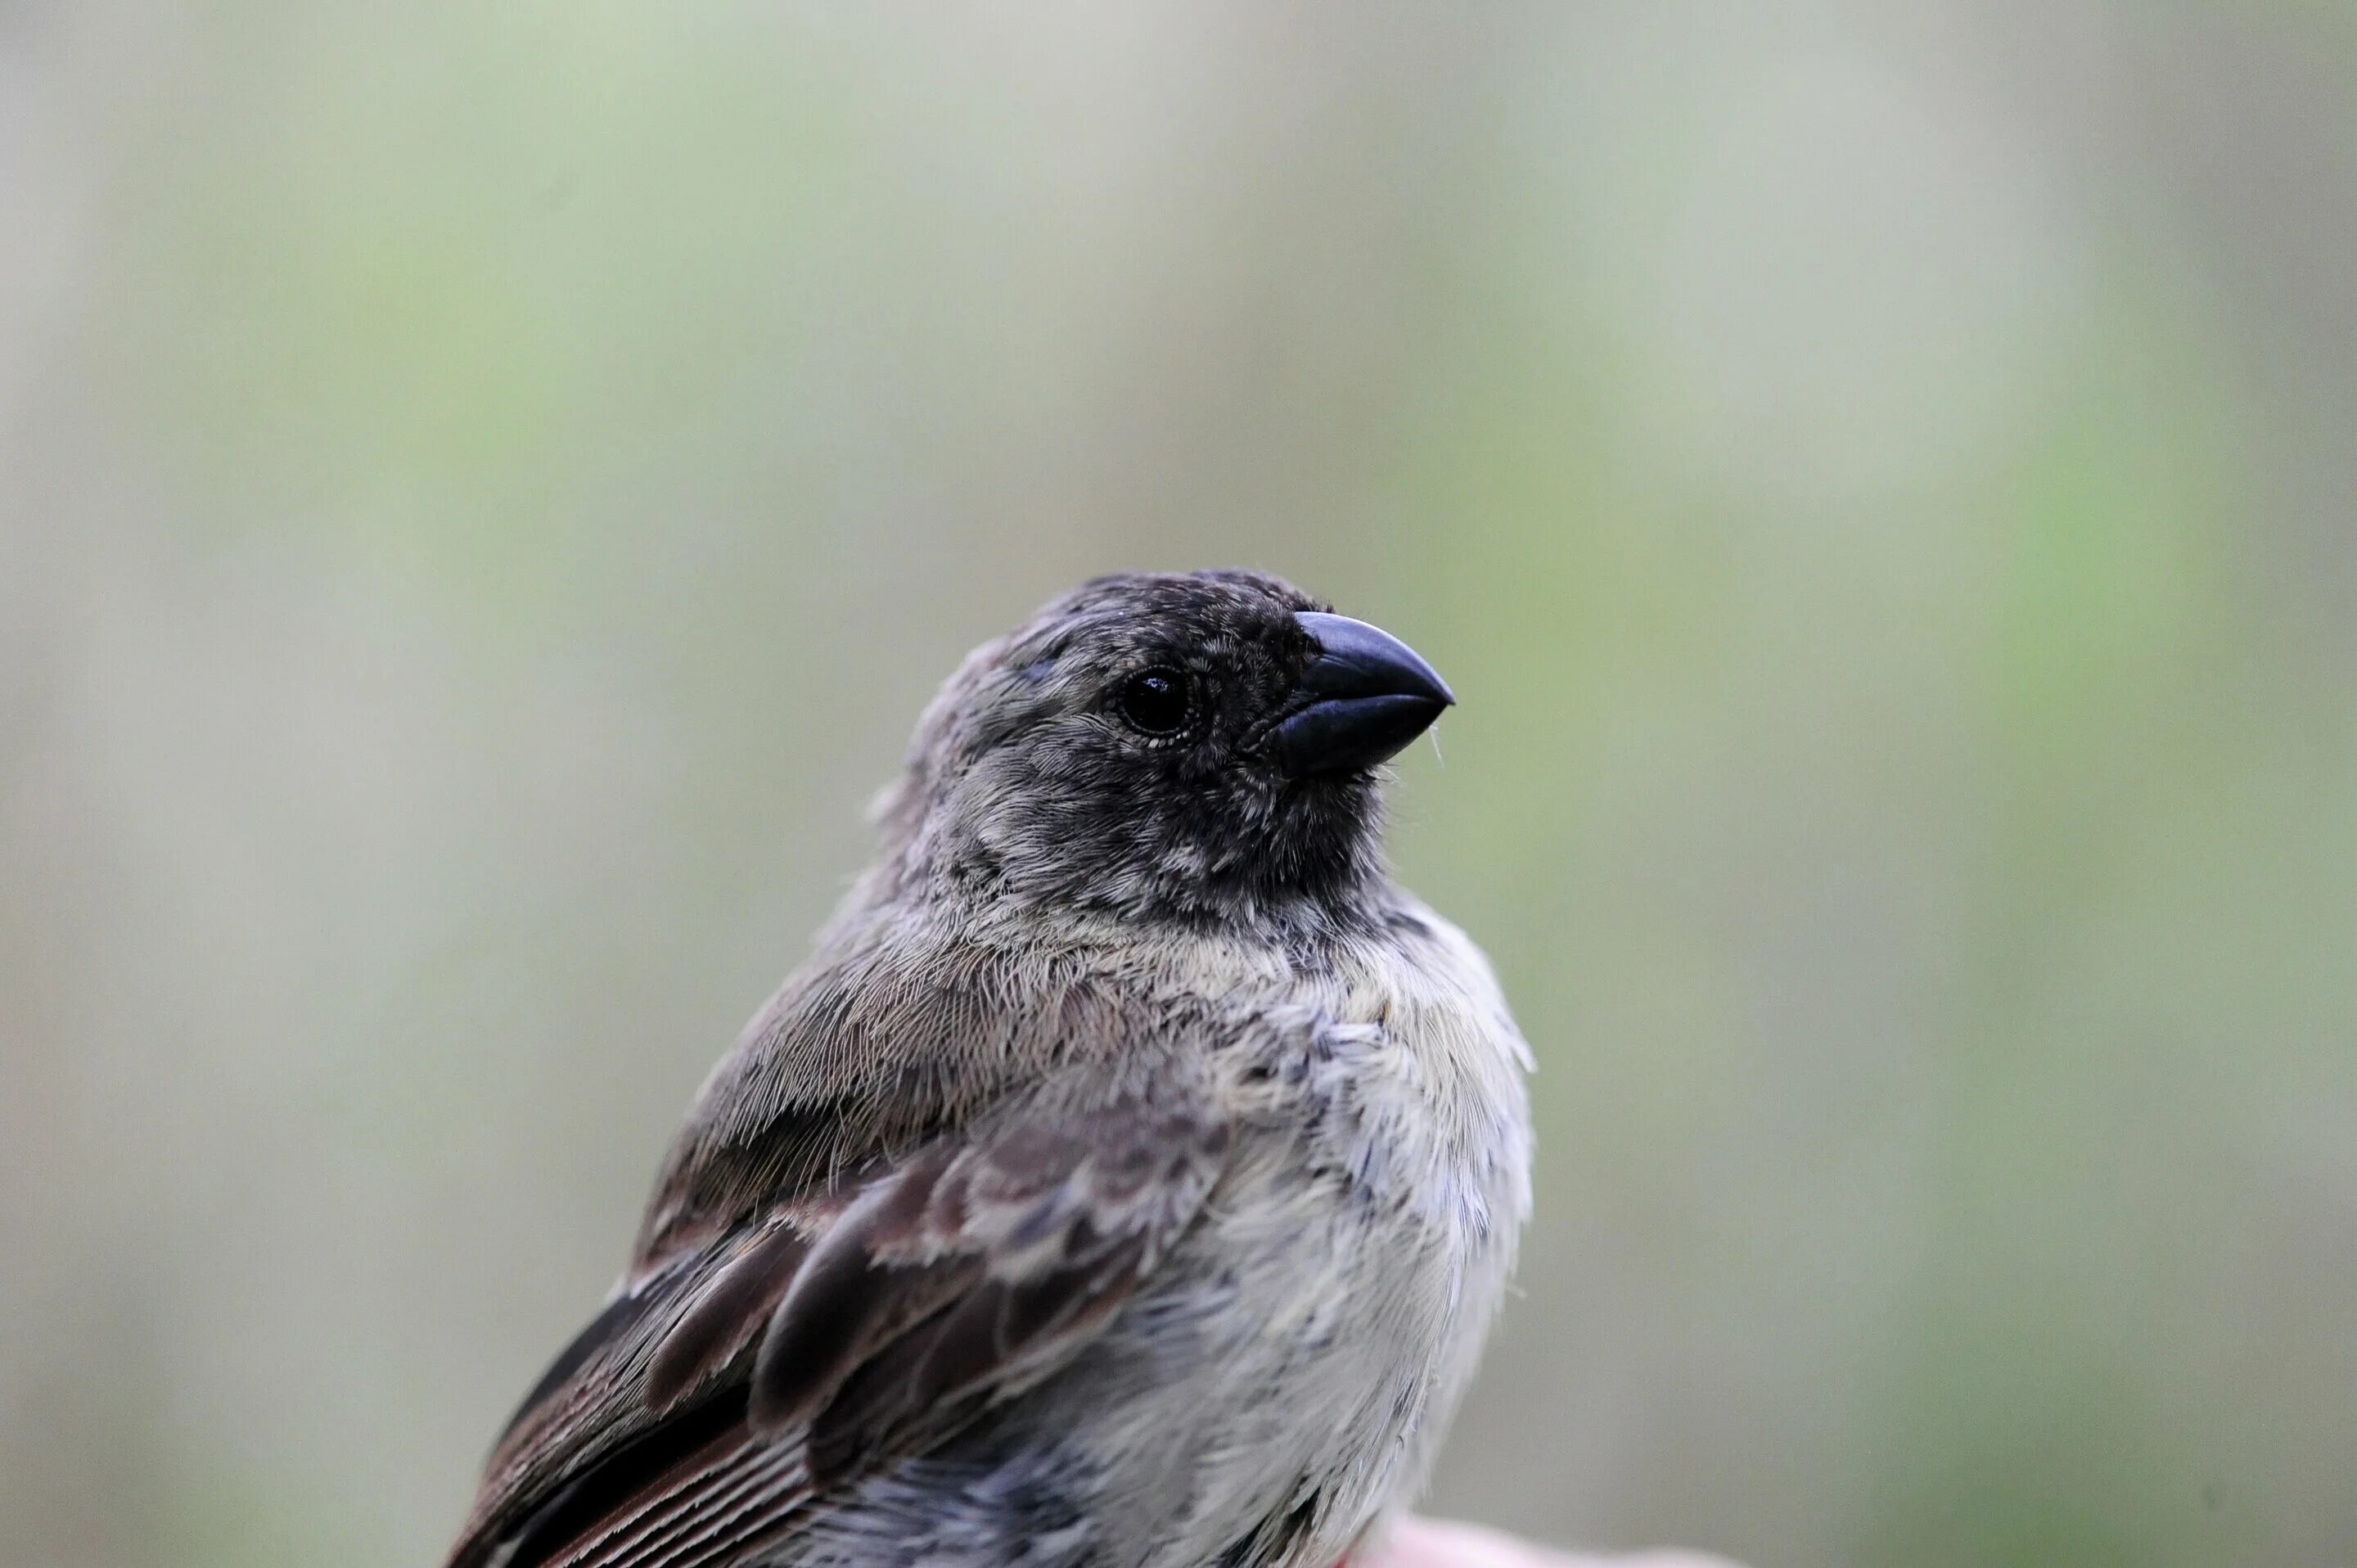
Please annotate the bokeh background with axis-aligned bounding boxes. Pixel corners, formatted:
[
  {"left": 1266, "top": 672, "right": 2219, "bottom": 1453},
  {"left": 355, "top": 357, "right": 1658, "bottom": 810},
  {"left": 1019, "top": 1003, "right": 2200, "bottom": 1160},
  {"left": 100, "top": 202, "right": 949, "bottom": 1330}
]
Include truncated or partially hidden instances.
[{"left": 4, "top": 3, "right": 2355, "bottom": 1566}]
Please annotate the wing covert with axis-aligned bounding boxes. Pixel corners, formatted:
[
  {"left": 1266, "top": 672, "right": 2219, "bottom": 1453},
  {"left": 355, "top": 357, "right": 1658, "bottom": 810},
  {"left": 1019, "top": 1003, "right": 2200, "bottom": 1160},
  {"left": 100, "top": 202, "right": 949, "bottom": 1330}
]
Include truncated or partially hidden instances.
[{"left": 445, "top": 1093, "right": 1229, "bottom": 1568}]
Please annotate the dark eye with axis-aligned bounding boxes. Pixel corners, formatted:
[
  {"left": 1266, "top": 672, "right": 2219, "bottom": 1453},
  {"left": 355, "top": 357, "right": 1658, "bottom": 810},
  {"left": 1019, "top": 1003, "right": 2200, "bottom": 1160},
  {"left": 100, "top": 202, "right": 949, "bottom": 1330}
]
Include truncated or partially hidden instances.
[{"left": 1116, "top": 668, "right": 1193, "bottom": 736}]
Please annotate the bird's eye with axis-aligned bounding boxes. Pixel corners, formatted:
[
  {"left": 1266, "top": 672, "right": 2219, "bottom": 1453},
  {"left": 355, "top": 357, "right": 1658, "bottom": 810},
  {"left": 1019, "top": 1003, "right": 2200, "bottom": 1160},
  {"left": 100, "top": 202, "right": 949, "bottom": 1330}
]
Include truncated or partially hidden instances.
[{"left": 1116, "top": 669, "right": 1193, "bottom": 736}]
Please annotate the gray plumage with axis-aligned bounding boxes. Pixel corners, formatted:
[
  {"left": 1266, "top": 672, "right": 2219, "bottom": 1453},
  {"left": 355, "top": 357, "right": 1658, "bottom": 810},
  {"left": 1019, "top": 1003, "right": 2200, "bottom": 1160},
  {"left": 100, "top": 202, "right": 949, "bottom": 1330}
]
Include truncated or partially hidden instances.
[{"left": 444, "top": 570, "right": 1533, "bottom": 1568}]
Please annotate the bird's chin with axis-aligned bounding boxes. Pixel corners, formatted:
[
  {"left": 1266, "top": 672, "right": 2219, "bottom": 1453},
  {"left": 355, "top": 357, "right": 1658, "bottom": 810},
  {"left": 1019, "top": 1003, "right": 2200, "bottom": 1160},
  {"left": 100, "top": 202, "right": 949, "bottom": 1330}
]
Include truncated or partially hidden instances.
[
  {"left": 1264, "top": 773, "right": 1384, "bottom": 882},
  {"left": 1275, "top": 765, "right": 1376, "bottom": 804}
]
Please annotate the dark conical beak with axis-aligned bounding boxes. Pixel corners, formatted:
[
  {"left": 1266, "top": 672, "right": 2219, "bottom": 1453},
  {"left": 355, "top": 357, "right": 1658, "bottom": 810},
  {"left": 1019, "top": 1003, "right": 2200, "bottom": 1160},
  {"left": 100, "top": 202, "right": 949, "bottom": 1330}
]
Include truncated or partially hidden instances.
[{"left": 1271, "top": 611, "right": 1456, "bottom": 777}]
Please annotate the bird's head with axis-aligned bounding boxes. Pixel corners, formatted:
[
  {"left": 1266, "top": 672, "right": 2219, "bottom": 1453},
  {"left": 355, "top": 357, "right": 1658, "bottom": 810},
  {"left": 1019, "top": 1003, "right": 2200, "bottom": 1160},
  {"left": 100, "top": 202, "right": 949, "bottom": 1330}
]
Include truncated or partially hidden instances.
[{"left": 871, "top": 570, "right": 1454, "bottom": 927}]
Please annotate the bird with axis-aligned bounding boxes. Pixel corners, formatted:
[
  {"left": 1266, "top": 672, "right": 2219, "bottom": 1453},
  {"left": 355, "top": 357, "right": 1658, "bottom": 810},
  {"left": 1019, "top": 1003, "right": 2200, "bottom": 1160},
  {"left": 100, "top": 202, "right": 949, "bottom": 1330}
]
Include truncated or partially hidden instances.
[{"left": 443, "top": 569, "right": 1535, "bottom": 1568}]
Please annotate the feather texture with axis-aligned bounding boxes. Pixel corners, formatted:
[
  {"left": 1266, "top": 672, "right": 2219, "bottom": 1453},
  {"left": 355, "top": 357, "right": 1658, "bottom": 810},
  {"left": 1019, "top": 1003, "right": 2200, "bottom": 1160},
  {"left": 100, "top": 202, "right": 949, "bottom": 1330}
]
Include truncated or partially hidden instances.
[
  {"left": 439, "top": 573, "right": 1535, "bottom": 1568},
  {"left": 446, "top": 1097, "right": 1230, "bottom": 1568}
]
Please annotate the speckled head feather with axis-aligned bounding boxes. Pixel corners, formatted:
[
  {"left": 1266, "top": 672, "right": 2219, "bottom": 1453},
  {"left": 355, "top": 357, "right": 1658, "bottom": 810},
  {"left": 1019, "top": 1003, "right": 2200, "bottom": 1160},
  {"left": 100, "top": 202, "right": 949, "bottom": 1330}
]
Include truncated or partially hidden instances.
[{"left": 868, "top": 570, "right": 1386, "bottom": 926}]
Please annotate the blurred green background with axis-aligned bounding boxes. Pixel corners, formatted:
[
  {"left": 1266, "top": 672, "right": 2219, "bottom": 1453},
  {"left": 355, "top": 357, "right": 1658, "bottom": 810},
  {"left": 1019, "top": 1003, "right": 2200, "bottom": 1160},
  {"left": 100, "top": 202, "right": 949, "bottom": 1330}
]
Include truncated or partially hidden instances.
[{"left": 3, "top": 3, "right": 2355, "bottom": 1566}]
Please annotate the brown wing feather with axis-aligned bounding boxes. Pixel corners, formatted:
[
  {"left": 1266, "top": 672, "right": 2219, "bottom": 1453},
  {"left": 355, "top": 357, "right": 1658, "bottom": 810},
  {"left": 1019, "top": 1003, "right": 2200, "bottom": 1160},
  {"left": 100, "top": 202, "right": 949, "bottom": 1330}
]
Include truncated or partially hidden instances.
[
  {"left": 806, "top": 1232, "right": 1150, "bottom": 1481},
  {"left": 444, "top": 1096, "right": 1228, "bottom": 1568},
  {"left": 644, "top": 1225, "right": 813, "bottom": 1410},
  {"left": 493, "top": 1288, "right": 660, "bottom": 1450},
  {"left": 750, "top": 1102, "right": 1228, "bottom": 1448}
]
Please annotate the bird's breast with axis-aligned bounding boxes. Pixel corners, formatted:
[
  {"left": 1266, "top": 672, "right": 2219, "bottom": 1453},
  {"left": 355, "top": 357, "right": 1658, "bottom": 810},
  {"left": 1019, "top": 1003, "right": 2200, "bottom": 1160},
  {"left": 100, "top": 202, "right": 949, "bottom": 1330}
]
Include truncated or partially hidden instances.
[{"left": 1103, "top": 907, "right": 1532, "bottom": 1568}]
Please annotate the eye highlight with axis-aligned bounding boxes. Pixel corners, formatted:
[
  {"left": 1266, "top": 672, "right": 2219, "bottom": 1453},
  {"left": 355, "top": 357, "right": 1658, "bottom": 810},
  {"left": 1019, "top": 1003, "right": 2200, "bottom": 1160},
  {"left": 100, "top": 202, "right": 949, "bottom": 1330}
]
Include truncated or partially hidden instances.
[{"left": 1116, "top": 668, "right": 1193, "bottom": 736}]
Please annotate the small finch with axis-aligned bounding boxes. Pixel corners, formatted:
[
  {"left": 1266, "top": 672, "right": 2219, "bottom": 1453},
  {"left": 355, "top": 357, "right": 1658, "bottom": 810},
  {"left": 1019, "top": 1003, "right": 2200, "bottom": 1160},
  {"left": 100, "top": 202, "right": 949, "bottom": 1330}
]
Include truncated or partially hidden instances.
[{"left": 444, "top": 570, "right": 1535, "bottom": 1568}]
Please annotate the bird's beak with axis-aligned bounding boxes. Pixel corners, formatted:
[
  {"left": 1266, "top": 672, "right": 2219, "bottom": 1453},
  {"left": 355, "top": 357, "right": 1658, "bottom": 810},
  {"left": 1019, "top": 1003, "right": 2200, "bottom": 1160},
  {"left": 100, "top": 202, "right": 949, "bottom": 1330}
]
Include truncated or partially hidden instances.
[{"left": 1271, "top": 611, "right": 1456, "bottom": 777}]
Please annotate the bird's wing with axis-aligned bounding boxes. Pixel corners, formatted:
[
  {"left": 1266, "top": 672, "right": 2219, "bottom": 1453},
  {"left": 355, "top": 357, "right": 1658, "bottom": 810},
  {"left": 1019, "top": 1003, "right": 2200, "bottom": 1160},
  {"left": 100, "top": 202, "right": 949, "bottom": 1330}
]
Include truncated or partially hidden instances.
[{"left": 444, "top": 1092, "right": 1232, "bottom": 1568}]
